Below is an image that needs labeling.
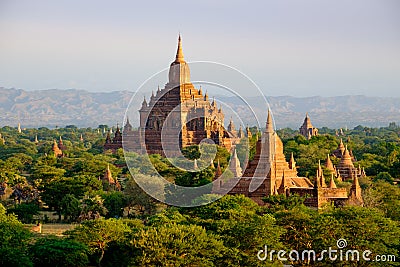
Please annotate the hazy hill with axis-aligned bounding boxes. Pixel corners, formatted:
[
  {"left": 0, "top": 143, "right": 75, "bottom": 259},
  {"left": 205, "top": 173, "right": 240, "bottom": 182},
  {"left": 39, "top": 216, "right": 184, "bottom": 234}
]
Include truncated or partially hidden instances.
[{"left": 1, "top": 87, "right": 399, "bottom": 129}]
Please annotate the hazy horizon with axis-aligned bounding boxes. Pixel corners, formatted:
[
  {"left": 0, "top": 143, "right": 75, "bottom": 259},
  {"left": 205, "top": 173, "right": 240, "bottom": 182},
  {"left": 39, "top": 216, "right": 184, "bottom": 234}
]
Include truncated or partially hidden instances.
[
  {"left": 1, "top": 0, "right": 399, "bottom": 97},
  {"left": 2, "top": 86, "right": 400, "bottom": 99}
]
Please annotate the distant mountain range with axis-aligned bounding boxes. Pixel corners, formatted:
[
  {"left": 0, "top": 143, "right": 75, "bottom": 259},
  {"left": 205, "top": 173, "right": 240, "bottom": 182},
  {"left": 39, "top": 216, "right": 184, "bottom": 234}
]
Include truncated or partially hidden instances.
[{"left": 1, "top": 87, "right": 399, "bottom": 129}]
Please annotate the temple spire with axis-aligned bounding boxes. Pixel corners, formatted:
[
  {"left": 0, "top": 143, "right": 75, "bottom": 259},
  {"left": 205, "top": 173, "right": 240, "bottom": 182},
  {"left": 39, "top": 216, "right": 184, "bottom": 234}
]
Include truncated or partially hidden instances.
[
  {"left": 214, "top": 160, "right": 222, "bottom": 180},
  {"left": 229, "top": 148, "right": 242, "bottom": 177},
  {"left": 289, "top": 152, "right": 296, "bottom": 170},
  {"left": 325, "top": 154, "right": 335, "bottom": 173},
  {"left": 266, "top": 109, "right": 274, "bottom": 133},
  {"left": 238, "top": 125, "right": 245, "bottom": 138},
  {"left": 316, "top": 160, "right": 326, "bottom": 188},
  {"left": 175, "top": 34, "right": 185, "bottom": 63},
  {"left": 204, "top": 90, "right": 209, "bottom": 101},
  {"left": 329, "top": 173, "right": 337, "bottom": 189},
  {"left": 339, "top": 138, "right": 345, "bottom": 154},
  {"left": 141, "top": 96, "right": 148, "bottom": 108},
  {"left": 246, "top": 125, "right": 252, "bottom": 138},
  {"left": 104, "top": 164, "right": 115, "bottom": 185},
  {"left": 278, "top": 170, "right": 289, "bottom": 196},
  {"left": 348, "top": 175, "right": 364, "bottom": 206}
]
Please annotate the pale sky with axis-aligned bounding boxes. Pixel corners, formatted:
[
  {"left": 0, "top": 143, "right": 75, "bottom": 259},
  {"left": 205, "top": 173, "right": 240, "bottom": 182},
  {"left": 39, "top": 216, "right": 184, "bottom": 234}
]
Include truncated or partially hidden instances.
[{"left": 0, "top": 0, "right": 399, "bottom": 97}]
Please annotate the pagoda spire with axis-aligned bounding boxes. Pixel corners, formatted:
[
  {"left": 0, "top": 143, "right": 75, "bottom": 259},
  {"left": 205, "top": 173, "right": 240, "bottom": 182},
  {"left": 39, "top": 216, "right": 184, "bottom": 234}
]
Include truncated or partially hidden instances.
[
  {"left": 348, "top": 175, "right": 363, "bottom": 206},
  {"left": 325, "top": 154, "right": 335, "bottom": 172},
  {"left": 329, "top": 173, "right": 337, "bottom": 189},
  {"left": 141, "top": 96, "right": 148, "bottom": 108},
  {"left": 104, "top": 164, "right": 115, "bottom": 185},
  {"left": 266, "top": 109, "right": 274, "bottom": 133},
  {"left": 320, "top": 160, "right": 327, "bottom": 187},
  {"left": 338, "top": 138, "right": 345, "bottom": 154},
  {"left": 238, "top": 125, "right": 245, "bottom": 138},
  {"left": 246, "top": 125, "right": 252, "bottom": 138},
  {"left": 289, "top": 152, "right": 296, "bottom": 170},
  {"left": 175, "top": 34, "right": 185, "bottom": 63},
  {"left": 214, "top": 160, "right": 222, "bottom": 180},
  {"left": 229, "top": 148, "right": 242, "bottom": 177},
  {"left": 340, "top": 145, "right": 354, "bottom": 168},
  {"left": 278, "top": 170, "right": 289, "bottom": 196},
  {"left": 316, "top": 160, "right": 326, "bottom": 187},
  {"left": 105, "top": 131, "right": 111, "bottom": 143},
  {"left": 204, "top": 90, "right": 209, "bottom": 101},
  {"left": 228, "top": 117, "right": 234, "bottom": 129}
]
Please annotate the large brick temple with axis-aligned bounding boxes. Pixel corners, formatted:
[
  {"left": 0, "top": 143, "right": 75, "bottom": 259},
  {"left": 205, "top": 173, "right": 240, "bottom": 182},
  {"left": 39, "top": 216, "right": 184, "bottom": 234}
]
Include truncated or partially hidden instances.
[{"left": 104, "top": 35, "right": 235, "bottom": 156}]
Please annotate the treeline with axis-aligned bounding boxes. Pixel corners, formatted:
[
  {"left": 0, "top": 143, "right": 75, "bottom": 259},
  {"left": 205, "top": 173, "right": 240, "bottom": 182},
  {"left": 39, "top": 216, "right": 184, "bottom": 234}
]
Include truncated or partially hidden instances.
[
  {"left": 1, "top": 194, "right": 400, "bottom": 266},
  {"left": 1, "top": 124, "right": 400, "bottom": 266}
]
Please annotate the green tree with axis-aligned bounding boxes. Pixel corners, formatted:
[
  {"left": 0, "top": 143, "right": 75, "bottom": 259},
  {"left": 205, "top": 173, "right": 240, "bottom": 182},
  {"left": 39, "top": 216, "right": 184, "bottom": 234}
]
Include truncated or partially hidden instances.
[
  {"left": 181, "top": 195, "right": 285, "bottom": 266},
  {"left": 181, "top": 145, "right": 201, "bottom": 159},
  {"left": 274, "top": 206, "right": 318, "bottom": 253},
  {"left": 131, "top": 223, "right": 227, "bottom": 267},
  {"left": 31, "top": 164, "right": 66, "bottom": 185},
  {"left": 103, "top": 191, "right": 126, "bottom": 218},
  {"left": 0, "top": 203, "right": 33, "bottom": 267},
  {"left": 30, "top": 236, "right": 89, "bottom": 267},
  {"left": 60, "top": 194, "right": 81, "bottom": 222},
  {"left": 363, "top": 180, "right": 400, "bottom": 221},
  {"left": 124, "top": 174, "right": 164, "bottom": 216},
  {"left": 66, "top": 218, "right": 131, "bottom": 267},
  {"left": 374, "top": 171, "right": 394, "bottom": 184},
  {"left": 79, "top": 195, "right": 108, "bottom": 221},
  {"left": 40, "top": 178, "right": 85, "bottom": 221},
  {"left": 262, "top": 194, "right": 308, "bottom": 213},
  {"left": 330, "top": 207, "right": 400, "bottom": 266},
  {"left": 175, "top": 166, "right": 214, "bottom": 187},
  {"left": 7, "top": 202, "right": 39, "bottom": 223}
]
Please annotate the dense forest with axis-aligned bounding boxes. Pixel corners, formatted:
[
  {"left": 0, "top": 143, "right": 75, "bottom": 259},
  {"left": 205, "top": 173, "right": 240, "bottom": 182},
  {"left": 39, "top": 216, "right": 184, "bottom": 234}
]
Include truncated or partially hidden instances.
[{"left": 0, "top": 123, "right": 399, "bottom": 266}]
